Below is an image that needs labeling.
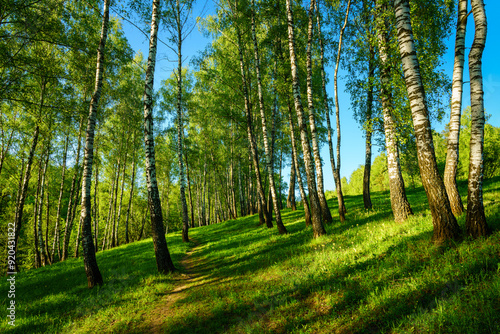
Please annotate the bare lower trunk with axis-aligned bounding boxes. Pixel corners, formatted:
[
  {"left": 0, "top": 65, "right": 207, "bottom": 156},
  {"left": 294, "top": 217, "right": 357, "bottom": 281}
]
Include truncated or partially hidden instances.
[
  {"left": 286, "top": 0, "right": 325, "bottom": 237},
  {"left": 288, "top": 105, "right": 312, "bottom": 227},
  {"left": 33, "top": 160, "right": 43, "bottom": 268},
  {"left": 466, "top": 0, "right": 490, "bottom": 237},
  {"left": 37, "top": 145, "right": 50, "bottom": 266},
  {"left": 78, "top": 0, "right": 111, "bottom": 288},
  {"left": 363, "top": 45, "right": 375, "bottom": 210},
  {"left": 444, "top": 0, "right": 467, "bottom": 216},
  {"left": 185, "top": 151, "right": 195, "bottom": 227},
  {"left": 125, "top": 153, "right": 136, "bottom": 244},
  {"left": 143, "top": 0, "right": 176, "bottom": 274},
  {"left": 287, "top": 151, "right": 296, "bottom": 210},
  {"left": 394, "top": 0, "right": 460, "bottom": 242},
  {"left": 175, "top": 0, "right": 189, "bottom": 243},
  {"left": 102, "top": 163, "right": 117, "bottom": 250},
  {"left": 93, "top": 144, "right": 99, "bottom": 248},
  {"left": 234, "top": 15, "right": 271, "bottom": 229},
  {"left": 332, "top": 0, "right": 351, "bottom": 222},
  {"left": 45, "top": 189, "right": 51, "bottom": 265},
  {"left": 110, "top": 158, "right": 121, "bottom": 248},
  {"left": 62, "top": 118, "right": 83, "bottom": 261},
  {"left": 12, "top": 122, "right": 41, "bottom": 271},
  {"left": 251, "top": 0, "right": 286, "bottom": 234},
  {"left": 115, "top": 157, "right": 127, "bottom": 247},
  {"left": 52, "top": 135, "right": 69, "bottom": 262},
  {"left": 307, "top": 0, "right": 332, "bottom": 224},
  {"left": 377, "top": 6, "right": 413, "bottom": 222}
]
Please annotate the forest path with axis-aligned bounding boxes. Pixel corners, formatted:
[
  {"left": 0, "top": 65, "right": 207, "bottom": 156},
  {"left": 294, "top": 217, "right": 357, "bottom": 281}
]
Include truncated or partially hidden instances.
[{"left": 146, "top": 238, "right": 215, "bottom": 333}]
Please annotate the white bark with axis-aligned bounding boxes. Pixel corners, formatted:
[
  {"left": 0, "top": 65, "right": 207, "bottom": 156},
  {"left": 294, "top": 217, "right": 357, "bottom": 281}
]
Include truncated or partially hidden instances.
[
  {"left": 466, "top": 0, "right": 489, "bottom": 237},
  {"left": 444, "top": 0, "right": 467, "bottom": 216}
]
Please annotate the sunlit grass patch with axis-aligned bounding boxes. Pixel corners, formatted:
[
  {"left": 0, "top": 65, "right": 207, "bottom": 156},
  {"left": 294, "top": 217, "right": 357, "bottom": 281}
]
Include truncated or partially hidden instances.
[{"left": 1, "top": 178, "right": 499, "bottom": 333}]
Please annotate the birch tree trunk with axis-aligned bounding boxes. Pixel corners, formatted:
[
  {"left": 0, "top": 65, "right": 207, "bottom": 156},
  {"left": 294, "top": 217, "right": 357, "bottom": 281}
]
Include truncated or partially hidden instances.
[
  {"left": 110, "top": 157, "right": 121, "bottom": 248},
  {"left": 377, "top": 2, "right": 413, "bottom": 222},
  {"left": 315, "top": 0, "right": 337, "bottom": 214},
  {"left": 394, "top": 0, "right": 460, "bottom": 242},
  {"left": 174, "top": 0, "right": 190, "bottom": 243},
  {"left": 125, "top": 151, "right": 136, "bottom": 244},
  {"left": 287, "top": 151, "right": 297, "bottom": 210},
  {"left": 444, "top": 0, "right": 467, "bottom": 216},
  {"left": 466, "top": 0, "right": 490, "bottom": 237},
  {"left": 114, "top": 156, "right": 127, "bottom": 247},
  {"left": 77, "top": 0, "right": 111, "bottom": 287},
  {"left": 44, "top": 187, "right": 51, "bottom": 265},
  {"left": 363, "top": 44, "right": 375, "bottom": 210},
  {"left": 251, "top": 0, "right": 287, "bottom": 234},
  {"left": 102, "top": 162, "right": 117, "bottom": 251},
  {"left": 332, "top": 0, "right": 351, "bottom": 222},
  {"left": 307, "top": 0, "right": 332, "bottom": 225},
  {"left": 234, "top": 17, "right": 272, "bottom": 229},
  {"left": 52, "top": 134, "right": 69, "bottom": 262},
  {"left": 37, "top": 143, "right": 50, "bottom": 266},
  {"left": 33, "top": 160, "right": 43, "bottom": 268},
  {"left": 185, "top": 150, "right": 195, "bottom": 227},
  {"left": 286, "top": 0, "right": 325, "bottom": 237},
  {"left": 288, "top": 104, "right": 312, "bottom": 227},
  {"left": 11, "top": 92, "right": 43, "bottom": 272},
  {"left": 62, "top": 118, "right": 83, "bottom": 261},
  {"left": 143, "top": 0, "right": 176, "bottom": 274},
  {"left": 93, "top": 141, "right": 100, "bottom": 248}
]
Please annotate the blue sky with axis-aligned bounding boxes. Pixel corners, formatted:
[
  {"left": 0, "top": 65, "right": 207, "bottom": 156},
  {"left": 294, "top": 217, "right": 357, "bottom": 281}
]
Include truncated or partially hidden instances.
[{"left": 121, "top": 0, "right": 499, "bottom": 192}]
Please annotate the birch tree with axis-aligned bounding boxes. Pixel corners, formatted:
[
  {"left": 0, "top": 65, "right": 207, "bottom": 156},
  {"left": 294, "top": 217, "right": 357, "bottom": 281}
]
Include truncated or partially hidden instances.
[
  {"left": 77, "top": 0, "right": 112, "bottom": 288},
  {"left": 143, "top": 0, "right": 176, "bottom": 274},
  {"left": 376, "top": 0, "right": 412, "bottom": 222},
  {"left": 286, "top": 0, "right": 326, "bottom": 237},
  {"left": 250, "top": 0, "right": 287, "bottom": 234},
  {"left": 466, "top": 0, "right": 490, "bottom": 237},
  {"left": 444, "top": 0, "right": 467, "bottom": 216},
  {"left": 332, "top": 0, "right": 351, "bottom": 222},
  {"left": 394, "top": 0, "right": 460, "bottom": 242},
  {"left": 306, "top": 0, "right": 333, "bottom": 225}
]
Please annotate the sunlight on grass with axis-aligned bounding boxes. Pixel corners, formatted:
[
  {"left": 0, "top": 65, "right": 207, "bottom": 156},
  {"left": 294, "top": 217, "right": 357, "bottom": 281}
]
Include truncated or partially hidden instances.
[{"left": 1, "top": 178, "right": 499, "bottom": 333}]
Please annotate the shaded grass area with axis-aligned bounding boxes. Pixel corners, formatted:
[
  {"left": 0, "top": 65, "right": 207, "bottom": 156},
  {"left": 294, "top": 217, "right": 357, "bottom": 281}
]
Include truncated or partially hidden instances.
[
  {"left": 2, "top": 177, "right": 500, "bottom": 333},
  {"left": 0, "top": 236, "right": 192, "bottom": 333}
]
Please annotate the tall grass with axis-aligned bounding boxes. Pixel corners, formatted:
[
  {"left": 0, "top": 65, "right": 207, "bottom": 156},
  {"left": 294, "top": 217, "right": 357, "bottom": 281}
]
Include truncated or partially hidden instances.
[{"left": 1, "top": 177, "right": 499, "bottom": 333}]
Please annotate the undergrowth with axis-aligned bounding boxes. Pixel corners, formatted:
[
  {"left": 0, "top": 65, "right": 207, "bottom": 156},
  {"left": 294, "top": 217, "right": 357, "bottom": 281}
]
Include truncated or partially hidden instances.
[{"left": 1, "top": 177, "right": 499, "bottom": 333}]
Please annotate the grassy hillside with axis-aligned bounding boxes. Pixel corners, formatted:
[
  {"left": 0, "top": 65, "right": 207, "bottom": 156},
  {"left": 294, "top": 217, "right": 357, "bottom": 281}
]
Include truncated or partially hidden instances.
[{"left": 2, "top": 178, "right": 500, "bottom": 333}]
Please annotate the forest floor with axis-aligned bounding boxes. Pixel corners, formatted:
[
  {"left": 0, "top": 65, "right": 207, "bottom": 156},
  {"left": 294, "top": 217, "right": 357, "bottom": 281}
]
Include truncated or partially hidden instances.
[
  {"left": 2, "top": 177, "right": 500, "bottom": 333},
  {"left": 145, "top": 238, "right": 207, "bottom": 333}
]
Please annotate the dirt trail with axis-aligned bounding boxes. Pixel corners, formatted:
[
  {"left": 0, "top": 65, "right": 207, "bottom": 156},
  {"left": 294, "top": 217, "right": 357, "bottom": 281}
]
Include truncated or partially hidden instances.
[{"left": 147, "top": 239, "right": 207, "bottom": 333}]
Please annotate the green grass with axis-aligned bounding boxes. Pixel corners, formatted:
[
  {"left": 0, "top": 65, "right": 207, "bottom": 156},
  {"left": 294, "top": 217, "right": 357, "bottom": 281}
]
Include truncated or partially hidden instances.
[{"left": 2, "top": 177, "right": 500, "bottom": 333}]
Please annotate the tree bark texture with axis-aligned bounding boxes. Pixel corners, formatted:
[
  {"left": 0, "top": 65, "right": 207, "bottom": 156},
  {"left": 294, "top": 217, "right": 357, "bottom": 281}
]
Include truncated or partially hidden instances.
[
  {"left": 444, "top": 0, "right": 467, "bottom": 216},
  {"left": 286, "top": 0, "right": 325, "bottom": 237},
  {"left": 376, "top": 4, "right": 413, "bottom": 222},
  {"left": 62, "top": 118, "right": 83, "bottom": 261},
  {"left": 363, "top": 45, "right": 375, "bottom": 210},
  {"left": 394, "top": 0, "right": 460, "bottom": 242},
  {"left": 143, "top": 0, "right": 176, "bottom": 274},
  {"left": 125, "top": 152, "right": 136, "bottom": 244},
  {"left": 78, "top": 0, "right": 111, "bottom": 288},
  {"left": 12, "top": 125, "right": 40, "bottom": 272},
  {"left": 332, "top": 0, "right": 351, "bottom": 222},
  {"left": 288, "top": 104, "right": 312, "bottom": 227},
  {"left": 234, "top": 17, "right": 272, "bottom": 229},
  {"left": 307, "top": 0, "right": 332, "bottom": 224},
  {"left": 287, "top": 149, "right": 297, "bottom": 210},
  {"left": 251, "top": 0, "right": 287, "bottom": 234},
  {"left": 175, "top": 0, "right": 190, "bottom": 243},
  {"left": 466, "top": 0, "right": 490, "bottom": 238}
]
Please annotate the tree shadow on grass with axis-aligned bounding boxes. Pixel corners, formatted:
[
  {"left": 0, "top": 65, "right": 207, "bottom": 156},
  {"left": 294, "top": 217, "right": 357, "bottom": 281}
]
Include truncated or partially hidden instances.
[{"left": 135, "top": 227, "right": 500, "bottom": 334}]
